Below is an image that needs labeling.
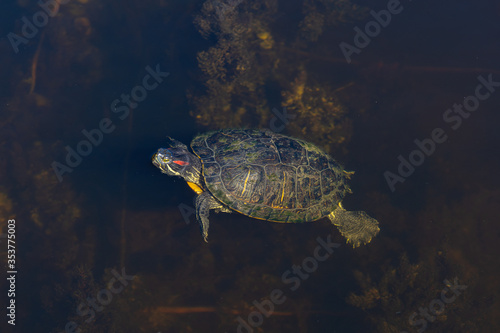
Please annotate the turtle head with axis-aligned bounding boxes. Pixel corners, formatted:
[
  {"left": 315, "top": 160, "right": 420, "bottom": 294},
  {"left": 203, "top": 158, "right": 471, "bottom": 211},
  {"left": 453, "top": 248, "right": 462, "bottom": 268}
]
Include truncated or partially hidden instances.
[
  {"left": 152, "top": 145, "right": 202, "bottom": 185},
  {"left": 152, "top": 148, "right": 186, "bottom": 175}
]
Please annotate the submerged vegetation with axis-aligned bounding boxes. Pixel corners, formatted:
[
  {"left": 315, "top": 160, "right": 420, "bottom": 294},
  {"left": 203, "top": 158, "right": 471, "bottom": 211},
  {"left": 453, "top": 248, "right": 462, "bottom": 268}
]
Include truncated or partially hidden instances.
[
  {"left": 191, "top": 0, "right": 367, "bottom": 151},
  {"left": 0, "top": 0, "right": 498, "bottom": 332}
]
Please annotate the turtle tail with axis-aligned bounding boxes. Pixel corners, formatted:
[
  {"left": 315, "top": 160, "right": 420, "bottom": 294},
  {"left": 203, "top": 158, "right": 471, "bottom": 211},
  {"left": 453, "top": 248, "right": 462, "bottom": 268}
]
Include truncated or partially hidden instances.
[{"left": 343, "top": 171, "right": 354, "bottom": 194}]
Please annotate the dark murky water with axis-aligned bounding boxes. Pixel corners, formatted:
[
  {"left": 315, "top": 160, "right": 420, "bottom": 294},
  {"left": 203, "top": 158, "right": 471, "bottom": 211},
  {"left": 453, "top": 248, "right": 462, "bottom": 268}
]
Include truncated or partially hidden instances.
[{"left": 0, "top": 0, "right": 499, "bottom": 332}]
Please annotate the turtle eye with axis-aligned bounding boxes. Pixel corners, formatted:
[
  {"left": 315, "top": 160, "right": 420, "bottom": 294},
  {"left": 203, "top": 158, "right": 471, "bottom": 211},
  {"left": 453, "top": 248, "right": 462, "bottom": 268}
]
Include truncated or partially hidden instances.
[
  {"left": 152, "top": 149, "right": 173, "bottom": 165},
  {"left": 158, "top": 149, "right": 173, "bottom": 162}
]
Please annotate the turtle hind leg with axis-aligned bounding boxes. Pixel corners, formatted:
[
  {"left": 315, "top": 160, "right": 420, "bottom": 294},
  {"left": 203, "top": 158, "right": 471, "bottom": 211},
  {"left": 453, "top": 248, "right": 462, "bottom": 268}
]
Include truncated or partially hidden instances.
[
  {"left": 195, "top": 192, "right": 231, "bottom": 242},
  {"left": 328, "top": 206, "right": 380, "bottom": 248}
]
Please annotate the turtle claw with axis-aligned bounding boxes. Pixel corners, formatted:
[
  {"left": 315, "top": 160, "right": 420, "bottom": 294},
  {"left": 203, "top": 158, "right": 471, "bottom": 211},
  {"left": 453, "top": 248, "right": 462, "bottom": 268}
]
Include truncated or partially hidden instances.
[{"left": 166, "top": 136, "right": 188, "bottom": 150}]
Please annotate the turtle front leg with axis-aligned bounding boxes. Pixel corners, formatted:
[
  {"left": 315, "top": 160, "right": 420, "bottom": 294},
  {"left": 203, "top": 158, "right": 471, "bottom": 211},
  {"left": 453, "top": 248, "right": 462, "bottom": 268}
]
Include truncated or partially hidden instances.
[{"left": 195, "top": 192, "right": 231, "bottom": 242}]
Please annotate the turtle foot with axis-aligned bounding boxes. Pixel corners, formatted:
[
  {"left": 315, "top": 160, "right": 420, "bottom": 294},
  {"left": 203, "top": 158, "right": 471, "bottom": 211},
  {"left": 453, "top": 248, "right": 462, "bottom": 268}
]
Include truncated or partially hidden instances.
[
  {"left": 195, "top": 191, "right": 231, "bottom": 243},
  {"left": 328, "top": 209, "right": 380, "bottom": 248}
]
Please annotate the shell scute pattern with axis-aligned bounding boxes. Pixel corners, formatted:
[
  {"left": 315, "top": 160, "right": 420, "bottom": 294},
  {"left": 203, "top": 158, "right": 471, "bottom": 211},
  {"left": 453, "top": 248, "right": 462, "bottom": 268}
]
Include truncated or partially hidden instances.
[{"left": 191, "top": 129, "right": 349, "bottom": 223}]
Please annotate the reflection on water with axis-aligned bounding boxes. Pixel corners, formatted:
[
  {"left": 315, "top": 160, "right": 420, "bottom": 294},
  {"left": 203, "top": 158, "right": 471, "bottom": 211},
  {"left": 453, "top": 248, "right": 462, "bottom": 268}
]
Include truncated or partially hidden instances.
[{"left": 0, "top": 0, "right": 499, "bottom": 332}]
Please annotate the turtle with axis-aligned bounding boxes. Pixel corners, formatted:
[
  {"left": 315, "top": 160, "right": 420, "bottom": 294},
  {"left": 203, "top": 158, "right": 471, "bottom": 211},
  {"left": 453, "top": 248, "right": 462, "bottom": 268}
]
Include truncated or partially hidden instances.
[{"left": 152, "top": 128, "right": 379, "bottom": 247}]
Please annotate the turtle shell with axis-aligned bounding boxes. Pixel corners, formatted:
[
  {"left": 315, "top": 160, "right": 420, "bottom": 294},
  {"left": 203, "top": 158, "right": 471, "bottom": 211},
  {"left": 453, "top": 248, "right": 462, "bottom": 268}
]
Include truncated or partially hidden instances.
[{"left": 190, "top": 129, "right": 351, "bottom": 223}]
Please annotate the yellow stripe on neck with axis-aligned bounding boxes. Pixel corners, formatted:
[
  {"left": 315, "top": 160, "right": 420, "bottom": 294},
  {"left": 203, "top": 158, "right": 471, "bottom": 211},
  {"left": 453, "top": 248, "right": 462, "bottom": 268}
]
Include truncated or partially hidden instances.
[{"left": 187, "top": 182, "right": 203, "bottom": 194}]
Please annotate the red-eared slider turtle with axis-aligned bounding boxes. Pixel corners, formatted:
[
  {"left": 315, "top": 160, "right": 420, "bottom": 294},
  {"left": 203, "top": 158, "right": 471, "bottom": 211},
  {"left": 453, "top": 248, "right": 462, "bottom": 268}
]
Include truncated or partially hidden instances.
[{"left": 152, "top": 129, "right": 379, "bottom": 247}]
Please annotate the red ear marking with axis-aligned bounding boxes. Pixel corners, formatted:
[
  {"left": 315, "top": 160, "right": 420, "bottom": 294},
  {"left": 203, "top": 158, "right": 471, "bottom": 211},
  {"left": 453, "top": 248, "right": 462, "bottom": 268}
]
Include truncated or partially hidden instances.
[{"left": 173, "top": 160, "right": 189, "bottom": 166}]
